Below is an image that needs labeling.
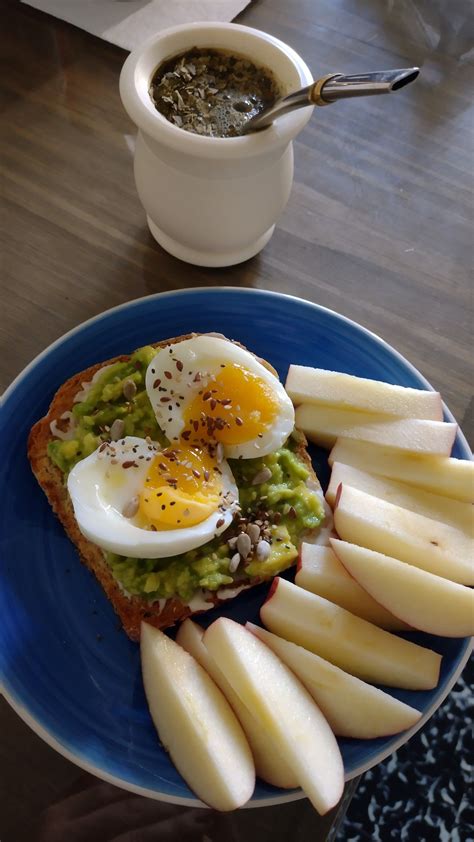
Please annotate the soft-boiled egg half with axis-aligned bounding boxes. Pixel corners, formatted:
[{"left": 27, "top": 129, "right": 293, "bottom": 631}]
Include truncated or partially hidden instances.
[
  {"left": 67, "top": 437, "right": 239, "bottom": 558},
  {"left": 145, "top": 335, "right": 295, "bottom": 459},
  {"left": 68, "top": 336, "right": 294, "bottom": 559}
]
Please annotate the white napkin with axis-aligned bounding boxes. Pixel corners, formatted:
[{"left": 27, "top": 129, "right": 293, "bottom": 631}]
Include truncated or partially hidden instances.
[{"left": 21, "top": 0, "right": 250, "bottom": 51}]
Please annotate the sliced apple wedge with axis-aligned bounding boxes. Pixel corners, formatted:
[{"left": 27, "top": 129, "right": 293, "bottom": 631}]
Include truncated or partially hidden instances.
[
  {"left": 329, "top": 438, "right": 473, "bottom": 503},
  {"left": 140, "top": 623, "right": 255, "bottom": 810},
  {"left": 285, "top": 365, "right": 443, "bottom": 420},
  {"left": 295, "top": 404, "right": 457, "bottom": 454},
  {"left": 203, "top": 618, "right": 344, "bottom": 816},
  {"left": 296, "top": 543, "right": 410, "bottom": 630},
  {"left": 327, "top": 462, "right": 473, "bottom": 536},
  {"left": 333, "top": 484, "right": 474, "bottom": 585},
  {"left": 260, "top": 578, "right": 441, "bottom": 690},
  {"left": 331, "top": 539, "right": 474, "bottom": 638},
  {"left": 176, "top": 619, "right": 297, "bottom": 790},
  {"left": 246, "top": 623, "right": 421, "bottom": 739}
]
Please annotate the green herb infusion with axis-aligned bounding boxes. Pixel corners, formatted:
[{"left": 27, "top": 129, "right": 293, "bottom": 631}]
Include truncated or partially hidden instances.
[{"left": 149, "top": 48, "right": 281, "bottom": 138}]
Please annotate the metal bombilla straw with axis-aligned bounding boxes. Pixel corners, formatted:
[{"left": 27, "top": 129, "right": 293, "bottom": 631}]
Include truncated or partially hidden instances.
[{"left": 243, "top": 67, "right": 420, "bottom": 133}]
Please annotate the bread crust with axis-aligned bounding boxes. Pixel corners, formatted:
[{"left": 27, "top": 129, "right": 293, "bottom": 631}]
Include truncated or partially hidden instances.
[{"left": 28, "top": 335, "right": 320, "bottom": 641}]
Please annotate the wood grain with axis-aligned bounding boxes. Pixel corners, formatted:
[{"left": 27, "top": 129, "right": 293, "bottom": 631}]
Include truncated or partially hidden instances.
[{"left": 0, "top": 0, "right": 473, "bottom": 838}]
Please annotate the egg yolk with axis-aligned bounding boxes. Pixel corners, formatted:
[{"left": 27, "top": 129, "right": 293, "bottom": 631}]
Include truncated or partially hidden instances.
[
  {"left": 138, "top": 447, "right": 224, "bottom": 530},
  {"left": 183, "top": 364, "right": 279, "bottom": 445}
]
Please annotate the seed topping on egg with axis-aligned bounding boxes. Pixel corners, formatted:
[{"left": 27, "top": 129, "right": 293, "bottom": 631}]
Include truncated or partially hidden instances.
[
  {"left": 122, "top": 496, "right": 140, "bottom": 518},
  {"left": 67, "top": 435, "right": 239, "bottom": 558},
  {"left": 69, "top": 335, "right": 295, "bottom": 563},
  {"left": 145, "top": 335, "right": 295, "bottom": 463}
]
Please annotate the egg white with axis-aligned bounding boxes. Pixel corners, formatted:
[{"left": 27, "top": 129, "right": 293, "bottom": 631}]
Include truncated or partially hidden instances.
[
  {"left": 145, "top": 335, "right": 295, "bottom": 459},
  {"left": 67, "top": 436, "right": 239, "bottom": 559}
]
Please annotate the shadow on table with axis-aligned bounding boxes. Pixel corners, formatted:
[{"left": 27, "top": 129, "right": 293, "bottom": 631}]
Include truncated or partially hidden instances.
[
  {"left": 138, "top": 224, "right": 265, "bottom": 296},
  {"left": 10, "top": 774, "right": 351, "bottom": 842}
]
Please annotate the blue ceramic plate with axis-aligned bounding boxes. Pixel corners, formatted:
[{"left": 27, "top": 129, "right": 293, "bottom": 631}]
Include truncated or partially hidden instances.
[{"left": 0, "top": 288, "right": 471, "bottom": 807}]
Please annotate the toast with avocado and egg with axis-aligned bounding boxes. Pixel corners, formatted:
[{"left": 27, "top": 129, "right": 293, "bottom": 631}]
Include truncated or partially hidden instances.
[{"left": 28, "top": 333, "right": 325, "bottom": 640}]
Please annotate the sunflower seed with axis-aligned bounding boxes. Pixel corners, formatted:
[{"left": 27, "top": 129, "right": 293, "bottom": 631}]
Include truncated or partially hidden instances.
[
  {"left": 229, "top": 553, "right": 241, "bottom": 573},
  {"left": 216, "top": 442, "right": 224, "bottom": 464},
  {"left": 237, "top": 532, "right": 252, "bottom": 558},
  {"left": 251, "top": 467, "right": 272, "bottom": 486},
  {"left": 227, "top": 536, "right": 238, "bottom": 550},
  {"left": 246, "top": 523, "right": 261, "bottom": 544},
  {"left": 110, "top": 419, "right": 125, "bottom": 441},
  {"left": 122, "top": 379, "right": 137, "bottom": 400},
  {"left": 122, "top": 496, "right": 139, "bottom": 518},
  {"left": 256, "top": 539, "right": 271, "bottom": 560}
]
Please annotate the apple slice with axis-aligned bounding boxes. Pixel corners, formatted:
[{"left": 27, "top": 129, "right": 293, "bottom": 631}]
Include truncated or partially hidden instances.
[
  {"left": 333, "top": 484, "right": 474, "bottom": 585},
  {"left": 203, "top": 617, "right": 344, "bottom": 816},
  {"left": 327, "top": 462, "right": 473, "bottom": 536},
  {"left": 176, "top": 619, "right": 297, "bottom": 789},
  {"left": 331, "top": 539, "right": 474, "bottom": 638},
  {"left": 285, "top": 365, "right": 443, "bottom": 420},
  {"left": 260, "top": 578, "right": 441, "bottom": 690},
  {"left": 295, "top": 404, "right": 457, "bottom": 454},
  {"left": 246, "top": 622, "right": 421, "bottom": 738},
  {"left": 296, "top": 543, "right": 410, "bottom": 631},
  {"left": 140, "top": 623, "right": 255, "bottom": 810},
  {"left": 329, "top": 438, "right": 473, "bottom": 503}
]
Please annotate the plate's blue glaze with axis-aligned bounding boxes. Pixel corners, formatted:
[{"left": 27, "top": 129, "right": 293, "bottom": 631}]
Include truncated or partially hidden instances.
[{"left": 0, "top": 288, "right": 471, "bottom": 806}]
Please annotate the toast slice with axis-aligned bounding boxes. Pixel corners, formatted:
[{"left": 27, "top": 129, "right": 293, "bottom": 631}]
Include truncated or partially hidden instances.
[{"left": 28, "top": 334, "right": 323, "bottom": 640}]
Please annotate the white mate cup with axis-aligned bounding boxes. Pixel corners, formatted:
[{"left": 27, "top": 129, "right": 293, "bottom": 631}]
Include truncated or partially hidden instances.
[{"left": 120, "top": 23, "right": 313, "bottom": 267}]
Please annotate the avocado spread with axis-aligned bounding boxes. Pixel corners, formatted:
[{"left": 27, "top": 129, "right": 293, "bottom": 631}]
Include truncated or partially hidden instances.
[{"left": 48, "top": 346, "right": 324, "bottom": 603}]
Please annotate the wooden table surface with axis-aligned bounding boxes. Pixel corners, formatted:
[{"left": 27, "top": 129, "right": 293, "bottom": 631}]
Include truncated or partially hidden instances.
[{"left": 1, "top": 0, "right": 473, "bottom": 839}]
